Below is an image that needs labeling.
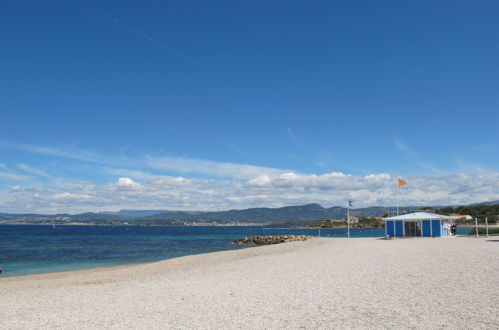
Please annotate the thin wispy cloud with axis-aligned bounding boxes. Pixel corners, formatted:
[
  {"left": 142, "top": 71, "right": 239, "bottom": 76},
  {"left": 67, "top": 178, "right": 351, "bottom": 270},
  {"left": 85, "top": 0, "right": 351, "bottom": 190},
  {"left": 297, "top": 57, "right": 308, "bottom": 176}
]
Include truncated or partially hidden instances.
[
  {"left": 111, "top": 17, "right": 199, "bottom": 67},
  {"left": 0, "top": 140, "right": 114, "bottom": 165},
  {"left": 392, "top": 137, "right": 447, "bottom": 175},
  {"left": 0, "top": 171, "right": 30, "bottom": 181},
  {"left": 287, "top": 127, "right": 299, "bottom": 146},
  {"left": 144, "top": 155, "right": 290, "bottom": 180},
  {"left": 0, "top": 140, "right": 288, "bottom": 180},
  {"left": 216, "top": 138, "right": 257, "bottom": 158},
  {"left": 18, "top": 164, "right": 54, "bottom": 180},
  {"left": 313, "top": 149, "right": 337, "bottom": 172},
  {"left": 393, "top": 137, "right": 416, "bottom": 155},
  {"left": 472, "top": 142, "right": 497, "bottom": 153},
  {"left": 0, "top": 164, "right": 31, "bottom": 181},
  {"left": 454, "top": 157, "right": 490, "bottom": 174},
  {"left": 0, "top": 140, "right": 142, "bottom": 170}
]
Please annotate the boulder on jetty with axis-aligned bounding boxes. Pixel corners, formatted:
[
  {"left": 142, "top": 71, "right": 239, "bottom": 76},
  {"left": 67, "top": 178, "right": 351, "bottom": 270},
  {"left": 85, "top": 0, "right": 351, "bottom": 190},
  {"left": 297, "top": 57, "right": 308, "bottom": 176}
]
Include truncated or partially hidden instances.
[{"left": 233, "top": 235, "right": 313, "bottom": 246}]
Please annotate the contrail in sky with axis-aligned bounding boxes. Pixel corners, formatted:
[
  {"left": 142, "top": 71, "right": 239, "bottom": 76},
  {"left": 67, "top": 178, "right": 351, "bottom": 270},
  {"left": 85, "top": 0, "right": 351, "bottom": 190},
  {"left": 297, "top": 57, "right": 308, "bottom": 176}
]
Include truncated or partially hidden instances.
[{"left": 111, "top": 17, "right": 199, "bottom": 67}]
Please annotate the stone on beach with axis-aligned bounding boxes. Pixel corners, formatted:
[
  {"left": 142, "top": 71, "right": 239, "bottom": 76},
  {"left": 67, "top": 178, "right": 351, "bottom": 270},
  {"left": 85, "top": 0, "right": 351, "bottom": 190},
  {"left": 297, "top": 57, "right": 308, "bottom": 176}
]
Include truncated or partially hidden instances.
[{"left": 233, "top": 235, "right": 312, "bottom": 245}]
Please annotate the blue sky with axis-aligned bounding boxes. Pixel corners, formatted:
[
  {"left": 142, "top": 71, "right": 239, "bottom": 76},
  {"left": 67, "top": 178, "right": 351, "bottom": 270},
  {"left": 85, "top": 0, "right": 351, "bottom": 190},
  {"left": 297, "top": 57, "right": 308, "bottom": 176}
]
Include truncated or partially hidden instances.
[{"left": 1, "top": 1, "right": 498, "bottom": 213}]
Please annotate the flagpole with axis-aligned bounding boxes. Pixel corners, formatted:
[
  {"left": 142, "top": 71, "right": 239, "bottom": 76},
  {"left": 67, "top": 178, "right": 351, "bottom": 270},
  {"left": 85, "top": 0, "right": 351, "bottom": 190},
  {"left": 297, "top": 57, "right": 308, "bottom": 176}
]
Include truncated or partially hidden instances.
[
  {"left": 347, "top": 201, "right": 350, "bottom": 238},
  {"left": 396, "top": 176, "right": 399, "bottom": 216}
]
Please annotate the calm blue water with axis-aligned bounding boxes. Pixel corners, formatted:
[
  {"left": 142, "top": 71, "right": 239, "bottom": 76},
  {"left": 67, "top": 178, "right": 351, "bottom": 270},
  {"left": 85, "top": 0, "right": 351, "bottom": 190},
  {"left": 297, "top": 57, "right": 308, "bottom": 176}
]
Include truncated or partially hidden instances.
[{"left": 0, "top": 225, "right": 384, "bottom": 277}]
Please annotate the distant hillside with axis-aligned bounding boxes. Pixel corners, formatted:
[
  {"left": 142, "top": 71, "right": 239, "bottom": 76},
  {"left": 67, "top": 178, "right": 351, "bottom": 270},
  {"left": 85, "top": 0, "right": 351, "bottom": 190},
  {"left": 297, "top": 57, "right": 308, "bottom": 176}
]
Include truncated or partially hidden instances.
[
  {"left": 99, "top": 209, "right": 171, "bottom": 218},
  {"left": 71, "top": 212, "right": 123, "bottom": 221},
  {"left": 1, "top": 202, "right": 497, "bottom": 225},
  {"left": 132, "top": 204, "right": 406, "bottom": 224},
  {"left": 468, "top": 200, "right": 499, "bottom": 206},
  {"left": 0, "top": 204, "right": 400, "bottom": 225},
  {"left": 0, "top": 212, "right": 121, "bottom": 224},
  {"left": 437, "top": 204, "right": 499, "bottom": 220}
]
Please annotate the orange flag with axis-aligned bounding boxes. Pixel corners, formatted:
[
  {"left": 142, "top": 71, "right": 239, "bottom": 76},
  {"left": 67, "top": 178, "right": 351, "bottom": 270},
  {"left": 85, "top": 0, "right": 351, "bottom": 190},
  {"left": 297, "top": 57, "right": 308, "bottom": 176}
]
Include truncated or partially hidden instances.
[{"left": 397, "top": 178, "right": 407, "bottom": 187}]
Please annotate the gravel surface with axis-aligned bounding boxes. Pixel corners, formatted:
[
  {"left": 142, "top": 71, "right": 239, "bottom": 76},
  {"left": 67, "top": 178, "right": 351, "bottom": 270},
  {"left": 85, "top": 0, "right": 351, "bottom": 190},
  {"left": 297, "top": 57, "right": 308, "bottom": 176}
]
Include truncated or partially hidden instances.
[{"left": 1, "top": 237, "right": 498, "bottom": 329}]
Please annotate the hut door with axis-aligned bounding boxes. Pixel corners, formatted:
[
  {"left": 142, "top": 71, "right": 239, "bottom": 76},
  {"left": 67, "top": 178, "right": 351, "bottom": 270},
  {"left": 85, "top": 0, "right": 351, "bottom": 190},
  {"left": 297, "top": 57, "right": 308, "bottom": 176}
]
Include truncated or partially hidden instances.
[{"left": 404, "top": 221, "right": 422, "bottom": 237}]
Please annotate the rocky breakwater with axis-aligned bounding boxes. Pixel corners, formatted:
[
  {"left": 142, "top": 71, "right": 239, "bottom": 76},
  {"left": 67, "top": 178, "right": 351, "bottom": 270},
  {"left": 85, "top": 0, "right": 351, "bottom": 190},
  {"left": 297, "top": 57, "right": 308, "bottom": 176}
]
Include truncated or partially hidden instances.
[{"left": 233, "top": 235, "right": 313, "bottom": 245}]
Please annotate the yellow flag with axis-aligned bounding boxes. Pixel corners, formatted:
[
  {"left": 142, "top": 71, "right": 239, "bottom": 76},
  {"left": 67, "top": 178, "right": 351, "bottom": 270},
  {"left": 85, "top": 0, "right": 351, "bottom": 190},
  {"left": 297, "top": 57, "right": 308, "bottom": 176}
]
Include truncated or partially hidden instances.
[{"left": 397, "top": 178, "right": 407, "bottom": 187}]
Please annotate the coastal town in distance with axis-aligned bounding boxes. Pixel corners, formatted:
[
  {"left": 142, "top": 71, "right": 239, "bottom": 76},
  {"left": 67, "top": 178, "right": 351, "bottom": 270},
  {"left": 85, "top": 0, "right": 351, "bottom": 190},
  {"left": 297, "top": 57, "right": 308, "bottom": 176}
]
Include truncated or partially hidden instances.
[{"left": 1, "top": 202, "right": 498, "bottom": 229}]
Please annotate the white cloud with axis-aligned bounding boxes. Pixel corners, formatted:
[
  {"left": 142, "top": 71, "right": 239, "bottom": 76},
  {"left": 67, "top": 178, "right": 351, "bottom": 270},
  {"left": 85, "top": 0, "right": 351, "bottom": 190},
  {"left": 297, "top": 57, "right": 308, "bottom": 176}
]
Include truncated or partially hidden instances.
[
  {"left": 152, "top": 176, "right": 192, "bottom": 187},
  {"left": 52, "top": 192, "right": 93, "bottom": 201},
  {"left": 103, "top": 168, "right": 193, "bottom": 188},
  {"left": 2, "top": 171, "right": 498, "bottom": 214},
  {"left": 115, "top": 177, "right": 140, "bottom": 188},
  {"left": 248, "top": 175, "right": 272, "bottom": 186},
  {"left": 1, "top": 141, "right": 498, "bottom": 213},
  {"left": 10, "top": 185, "right": 22, "bottom": 191}
]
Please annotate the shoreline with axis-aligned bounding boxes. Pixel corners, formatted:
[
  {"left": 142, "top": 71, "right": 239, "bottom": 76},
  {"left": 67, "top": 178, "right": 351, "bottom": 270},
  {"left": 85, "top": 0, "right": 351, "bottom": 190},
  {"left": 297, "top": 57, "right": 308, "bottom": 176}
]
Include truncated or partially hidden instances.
[
  {"left": 1, "top": 237, "right": 497, "bottom": 329},
  {"left": 300, "top": 225, "right": 382, "bottom": 229},
  {"left": 0, "top": 222, "right": 272, "bottom": 226},
  {"left": 0, "top": 259, "right": 153, "bottom": 280},
  {"left": 0, "top": 238, "right": 309, "bottom": 283},
  {"left": 0, "top": 226, "right": 385, "bottom": 279}
]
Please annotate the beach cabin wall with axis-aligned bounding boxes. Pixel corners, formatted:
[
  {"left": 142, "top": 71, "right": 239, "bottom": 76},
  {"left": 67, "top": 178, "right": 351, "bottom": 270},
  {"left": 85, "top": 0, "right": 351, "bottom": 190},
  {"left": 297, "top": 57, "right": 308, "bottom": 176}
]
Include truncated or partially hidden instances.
[
  {"left": 423, "top": 220, "right": 448, "bottom": 237},
  {"left": 385, "top": 219, "right": 447, "bottom": 237},
  {"left": 384, "top": 212, "right": 454, "bottom": 238}
]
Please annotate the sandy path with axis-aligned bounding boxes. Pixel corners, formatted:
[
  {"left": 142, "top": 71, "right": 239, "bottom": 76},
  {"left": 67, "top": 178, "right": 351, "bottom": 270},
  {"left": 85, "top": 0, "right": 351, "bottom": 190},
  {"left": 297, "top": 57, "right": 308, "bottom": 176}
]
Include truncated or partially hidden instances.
[{"left": 1, "top": 237, "right": 498, "bottom": 329}]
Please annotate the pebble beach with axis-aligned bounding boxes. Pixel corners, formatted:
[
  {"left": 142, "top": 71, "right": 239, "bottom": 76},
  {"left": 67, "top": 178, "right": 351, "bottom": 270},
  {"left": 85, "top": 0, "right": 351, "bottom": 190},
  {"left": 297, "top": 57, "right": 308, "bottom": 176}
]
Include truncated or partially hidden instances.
[{"left": 1, "top": 236, "right": 498, "bottom": 329}]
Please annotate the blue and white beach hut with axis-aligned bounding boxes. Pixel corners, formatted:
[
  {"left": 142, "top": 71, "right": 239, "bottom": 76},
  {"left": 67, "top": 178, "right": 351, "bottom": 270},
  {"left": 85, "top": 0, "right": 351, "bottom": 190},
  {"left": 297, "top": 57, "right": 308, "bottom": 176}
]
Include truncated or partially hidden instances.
[{"left": 383, "top": 212, "right": 455, "bottom": 238}]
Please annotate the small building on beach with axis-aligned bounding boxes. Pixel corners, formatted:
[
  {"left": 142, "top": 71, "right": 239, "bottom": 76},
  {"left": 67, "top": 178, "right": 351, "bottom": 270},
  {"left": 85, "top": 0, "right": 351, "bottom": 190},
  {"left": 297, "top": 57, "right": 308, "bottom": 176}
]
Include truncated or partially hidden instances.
[
  {"left": 383, "top": 212, "right": 455, "bottom": 238},
  {"left": 449, "top": 214, "right": 473, "bottom": 221}
]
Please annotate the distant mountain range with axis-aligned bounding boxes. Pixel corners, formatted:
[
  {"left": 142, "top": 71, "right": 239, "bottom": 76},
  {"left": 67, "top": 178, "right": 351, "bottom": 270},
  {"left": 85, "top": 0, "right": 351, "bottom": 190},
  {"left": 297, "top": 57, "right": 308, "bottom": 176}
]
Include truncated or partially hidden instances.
[
  {"left": 469, "top": 200, "right": 499, "bottom": 206},
  {"left": 0, "top": 204, "right": 391, "bottom": 225},
  {"left": 135, "top": 204, "right": 396, "bottom": 223},
  {"left": 99, "top": 210, "right": 173, "bottom": 218},
  {"left": 1, "top": 200, "right": 497, "bottom": 225}
]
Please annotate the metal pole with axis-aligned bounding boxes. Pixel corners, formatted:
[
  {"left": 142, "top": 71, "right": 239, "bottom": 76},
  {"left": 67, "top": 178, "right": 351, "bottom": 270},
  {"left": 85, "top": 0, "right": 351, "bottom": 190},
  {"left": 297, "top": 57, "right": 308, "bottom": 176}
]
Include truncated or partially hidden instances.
[
  {"left": 347, "top": 203, "right": 350, "bottom": 238},
  {"left": 485, "top": 218, "right": 489, "bottom": 237},
  {"left": 475, "top": 217, "right": 479, "bottom": 237},
  {"left": 396, "top": 177, "right": 399, "bottom": 216}
]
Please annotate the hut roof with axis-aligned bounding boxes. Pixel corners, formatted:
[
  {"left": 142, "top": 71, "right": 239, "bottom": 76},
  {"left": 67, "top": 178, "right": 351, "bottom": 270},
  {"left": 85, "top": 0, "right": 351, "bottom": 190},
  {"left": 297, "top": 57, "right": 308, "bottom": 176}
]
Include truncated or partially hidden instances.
[{"left": 383, "top": 212, "right": 454, "bottom": 221}]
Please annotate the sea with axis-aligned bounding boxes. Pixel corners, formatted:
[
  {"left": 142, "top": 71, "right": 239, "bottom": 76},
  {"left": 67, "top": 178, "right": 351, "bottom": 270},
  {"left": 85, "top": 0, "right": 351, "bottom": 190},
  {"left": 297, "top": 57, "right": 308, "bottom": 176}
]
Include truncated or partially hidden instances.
[{"left": 0, "top": 225, "right": 471, "bottom": 277}]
